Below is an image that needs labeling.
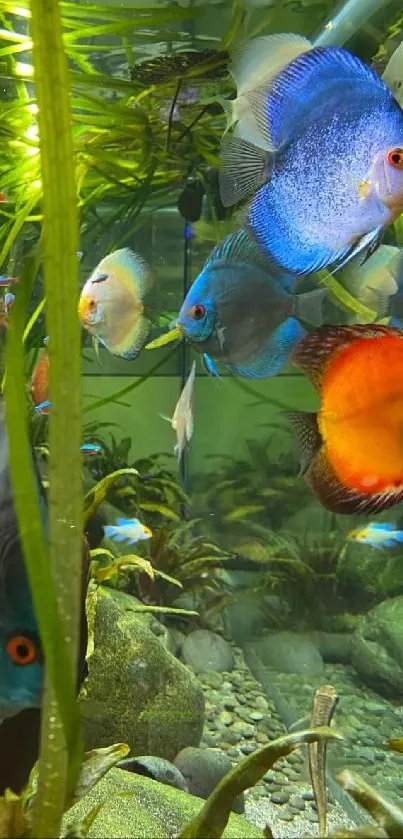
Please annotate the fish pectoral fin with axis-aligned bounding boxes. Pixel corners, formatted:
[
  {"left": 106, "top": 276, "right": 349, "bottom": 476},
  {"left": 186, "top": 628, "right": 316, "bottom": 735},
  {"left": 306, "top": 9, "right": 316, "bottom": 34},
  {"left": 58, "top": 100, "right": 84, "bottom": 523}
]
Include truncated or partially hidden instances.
[
  {"left": 295, "top": 288, "right": 327, "bottom": 327},
  {"left": 219, "top": 135, "right": 270, "bottom": 208},
  {"left": 282, "top": 410, "right": 321, "bottom": 476},
  {"left": 203, "top": 353, "right": 220, "bottom": 377}
]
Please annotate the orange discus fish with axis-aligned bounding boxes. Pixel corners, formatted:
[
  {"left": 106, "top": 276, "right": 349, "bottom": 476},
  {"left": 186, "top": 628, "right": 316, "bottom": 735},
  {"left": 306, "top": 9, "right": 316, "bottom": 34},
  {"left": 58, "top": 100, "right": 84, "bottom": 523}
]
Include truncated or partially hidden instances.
[
  {"left": 285, "top": 324, "right": 403, "bottom": 515},
  {"left": 30, "top": 350, "right": 50, "bottom": 408}
]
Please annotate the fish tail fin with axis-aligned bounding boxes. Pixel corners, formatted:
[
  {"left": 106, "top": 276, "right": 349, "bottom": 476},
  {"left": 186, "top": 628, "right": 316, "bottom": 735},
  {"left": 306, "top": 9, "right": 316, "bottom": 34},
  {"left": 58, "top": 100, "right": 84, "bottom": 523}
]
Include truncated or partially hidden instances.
[
  {"left": 104, "top": 525, "right": 117, "bottom": 540},
  {"left": 282, "top": 410, "right": 322, "bottom": 476},
  {"left": 294, "top": 288, "right": 327, "bottom": 327},
  {"left": 392, "top": 531, "right": 403, "bottom": 544}
]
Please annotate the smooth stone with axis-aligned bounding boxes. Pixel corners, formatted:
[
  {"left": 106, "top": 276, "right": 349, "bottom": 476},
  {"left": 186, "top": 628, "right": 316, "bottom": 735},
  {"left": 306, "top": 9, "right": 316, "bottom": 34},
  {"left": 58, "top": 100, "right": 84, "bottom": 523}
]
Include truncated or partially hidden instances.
[
  {"left": 301, "top": 791, "right": 315, "bottom": 801},
  {"left": 256, "top": 732, "right": 269, "bottom": 744},
  {"left": 253, "top": 696, "right": 269, "bottom": 710},
  {"left": 174, "top": 747, "right": 244, "bottom": 814},
  {"left": 249, "top": 710, "right": 264, "bottom": 722},
  {"left": 223, "top": 697, "right": 236, "bottom": 711},
  {"left": 201, "top": 671, "right": 223, "bottom": 689},
  {"left": 306, "top": 811, "right": 319, "bottom": 823},
  {"left": 242, "top": 725, "right": 255, "bottom": 739},
  {"left": 182, "top": 630, "right": 234, "bottom": 674},
  {"left": 236, "top": 695, "right": 248, "bottom": 705},
  {"left": 240, "top": 743, "right": 256, "bottom": 755},
  {"left": 221, "top": 730, "right": 240, "bottom": 746},
  {"left": 352, "top": 597, "right": 403, "bottom": 697},
  {"left": 289, "top": 795, "right": 305, "bottom": 811},
  {"left": 252, "top": 632, "right": 324, "bottom": 676},
  {"left": 271, "top": 793, "right": 290, "bottom": 805},
  {"left": 219, "top": 711, "right": 234, "bottom": 727},
  {"left": 364, "top": 701, "right": 389, "bottom": 715},
  {"left": 277, "top": 810, "right": 294, "bottom": 821}
]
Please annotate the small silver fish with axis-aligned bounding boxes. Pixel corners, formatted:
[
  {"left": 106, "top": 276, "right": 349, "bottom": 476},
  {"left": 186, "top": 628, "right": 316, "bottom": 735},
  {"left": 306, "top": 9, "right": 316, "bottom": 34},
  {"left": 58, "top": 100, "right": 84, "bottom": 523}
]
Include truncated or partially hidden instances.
[{"left": 161, "top": 361, "right": 196, "bottom": 461}]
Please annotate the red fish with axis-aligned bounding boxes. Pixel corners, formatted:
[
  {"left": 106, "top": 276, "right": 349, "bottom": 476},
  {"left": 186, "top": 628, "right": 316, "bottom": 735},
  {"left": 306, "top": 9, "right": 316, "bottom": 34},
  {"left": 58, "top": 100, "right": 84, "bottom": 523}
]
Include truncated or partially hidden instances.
[
  {"left": 285, "top": 324, "right": 403, "bottom": 515},
  {"left": 30, "top": 350, "right": 49, "bottom": 409}
]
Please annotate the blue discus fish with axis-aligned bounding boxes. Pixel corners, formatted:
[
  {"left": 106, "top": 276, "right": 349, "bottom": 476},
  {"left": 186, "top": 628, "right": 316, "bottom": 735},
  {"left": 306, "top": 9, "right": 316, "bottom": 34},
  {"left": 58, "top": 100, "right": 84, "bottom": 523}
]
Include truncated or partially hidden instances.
[
  {"left": 348, "top": 522, "right": 403, "bottom": 549},
  {"left": 146, "top": 230, "right": 325, "bottom": 379},
  {"left": 219, "top": 34, "right": 403, "bottom": 276},
  {"left": 104, "top": 517, "right": 152, "bottom": 545}
]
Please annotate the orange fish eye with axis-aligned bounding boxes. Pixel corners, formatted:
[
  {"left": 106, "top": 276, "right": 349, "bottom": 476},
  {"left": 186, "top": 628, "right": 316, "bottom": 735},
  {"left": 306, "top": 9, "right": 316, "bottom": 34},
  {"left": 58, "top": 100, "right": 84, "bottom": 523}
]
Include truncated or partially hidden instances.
[
  {"left": 387, "top": 148, "right": 403, "bottom": 169},
  {"left": 189, "top": 304, "right": 206, "bottom": 321},
  {"left": 6, "top": 634, "right": 38, "bottom": 666}
]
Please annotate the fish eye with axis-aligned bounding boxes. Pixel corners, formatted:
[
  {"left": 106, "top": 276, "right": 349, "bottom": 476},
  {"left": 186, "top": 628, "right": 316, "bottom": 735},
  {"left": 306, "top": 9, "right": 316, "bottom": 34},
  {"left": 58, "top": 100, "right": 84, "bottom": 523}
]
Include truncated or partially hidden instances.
[
  {"left": 387, "top": 148, "right": 403, "bottom": 169},
  {"left": 88, "top": 299, "right": 97, "bottom": 311},
  {"left": 189, "top": 304, "right": 206, "bottom": 320},
  {"left": 6, "top": 634, "right": 38, "bottom": 666}
]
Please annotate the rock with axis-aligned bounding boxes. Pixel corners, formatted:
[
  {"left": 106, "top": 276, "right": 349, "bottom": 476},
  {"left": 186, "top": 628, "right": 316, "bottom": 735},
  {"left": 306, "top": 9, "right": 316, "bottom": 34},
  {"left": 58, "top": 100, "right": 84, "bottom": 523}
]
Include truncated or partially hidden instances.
[
  {"left": 223, "top": 601, "right": 269, "bottom": 644},
  {"left": 182, "top": 630, "right": 234, "bottom": 673},
  {"left": 271, "top": 793, "right": 289, "bottom": 804},
  {"left": 352, "top": 596, "right": 403, "bottom": 697},
  {"left": 310, "top": 631, "right": 353, "bottom": 664},
  {"left": 80, "top": 589, "right": 205, "bottom": 759},
  {"left": 253, "top": 632, "right": 324, "bottom": 675},
  {"left": 174, "top": 747, "right": 244, "bottom": 814},
  {"left": 219, "top": 711, "right": 234, "bottom": 726},
  {"left": 167, "top": 628, "right": 186, "bottom": 657},
  {"left": 64, "top": 768, "right": 259, "bottom": 838},
  {"left": 117, "top": 756, "right": 188, "bottom": 792},
  {"left": 201, "top": 670, "right": 223, "bottom": 689}
]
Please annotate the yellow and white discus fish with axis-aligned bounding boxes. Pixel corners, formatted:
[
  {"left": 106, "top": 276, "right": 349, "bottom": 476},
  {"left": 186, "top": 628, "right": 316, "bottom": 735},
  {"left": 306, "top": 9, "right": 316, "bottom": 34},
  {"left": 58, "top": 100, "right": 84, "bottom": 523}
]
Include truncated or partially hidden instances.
[{"left": 78, "top": 248, "right": 154, "bottom": 359}]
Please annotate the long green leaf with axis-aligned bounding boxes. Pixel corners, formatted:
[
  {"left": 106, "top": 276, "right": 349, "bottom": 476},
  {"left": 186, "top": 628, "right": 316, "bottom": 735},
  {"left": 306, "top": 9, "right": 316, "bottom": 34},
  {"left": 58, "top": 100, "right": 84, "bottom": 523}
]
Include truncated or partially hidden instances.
[
  {"left": 30, "top": 0, "right": 84, "bottom": 832},
  {"left": 180, "top": 727, "right": 344, "bottom": 839}
]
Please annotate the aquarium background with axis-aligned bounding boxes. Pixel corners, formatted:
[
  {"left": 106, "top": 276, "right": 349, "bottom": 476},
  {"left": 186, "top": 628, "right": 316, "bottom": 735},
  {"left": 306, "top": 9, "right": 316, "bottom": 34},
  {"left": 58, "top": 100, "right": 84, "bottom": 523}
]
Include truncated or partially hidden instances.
[{"left": 4, "top": 0, "right": 403, "bottom": 836}]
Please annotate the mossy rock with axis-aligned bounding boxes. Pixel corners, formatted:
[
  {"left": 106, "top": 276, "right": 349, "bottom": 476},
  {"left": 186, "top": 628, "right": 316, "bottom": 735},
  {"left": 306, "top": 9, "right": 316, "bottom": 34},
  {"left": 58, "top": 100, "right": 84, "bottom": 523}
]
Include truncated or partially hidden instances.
[
  {"left": 80, "top": 588, "right": 205, "bottom": 760},
  {"left": 64, "top": 768, "right": 261, "bottom": 838}
]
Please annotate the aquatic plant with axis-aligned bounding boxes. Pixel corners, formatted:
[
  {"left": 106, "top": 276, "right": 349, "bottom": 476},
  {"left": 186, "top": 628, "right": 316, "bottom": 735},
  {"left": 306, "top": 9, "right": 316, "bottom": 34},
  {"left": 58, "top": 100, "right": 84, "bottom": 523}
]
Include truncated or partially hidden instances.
[
  {"left": 190, "top": 434, "right": 312, "bottom": 559},
  {"left": 179, "top": 726, "right": 343, "bottom": 839},
  {"left": 0, "top": 742, "right": 130, "bottom": 838},
  {"left": 331, "top": 769, "right": 403, "bottom": 838}
]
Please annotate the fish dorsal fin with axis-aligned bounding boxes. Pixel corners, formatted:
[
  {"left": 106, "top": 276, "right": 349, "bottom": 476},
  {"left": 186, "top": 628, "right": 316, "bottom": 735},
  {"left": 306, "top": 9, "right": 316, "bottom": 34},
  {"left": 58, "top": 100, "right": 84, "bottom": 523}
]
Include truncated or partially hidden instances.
[
  {"left": 283, "top": 410, "right": 322, "bottom": 476},
  {"left": 291, "top": 324, "right": 399, "bottom": 392},
  {"left": 230, "top": 34, "right": 312, "bottom": 95},
  {"left": 367, "top": 522, "right": 395, "bottom": 531},
  {"left": 265, "top": 46, "right": 391, "bottom": 150},
  {"left": 229, "top": 34, "right": 312, "bottom": 151},
  {"left": 116, "top": 517, "right": 134, "bottom": 527},
  {"left": 96, "top": 248, "right": 154, "bottom": 299},
  {"left": 219, "top": 136, "right": 270, "bottom": 208},
  {"left": 204, "top": 229, "right": 276, "bottom": 275}
]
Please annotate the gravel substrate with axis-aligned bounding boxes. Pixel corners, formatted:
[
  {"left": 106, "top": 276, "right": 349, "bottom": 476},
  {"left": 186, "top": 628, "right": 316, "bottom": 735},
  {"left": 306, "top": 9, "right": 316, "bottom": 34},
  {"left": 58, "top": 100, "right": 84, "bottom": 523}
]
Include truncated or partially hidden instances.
[
  {"left": 198, "top": 646, "right": 359, "bottom": 838},
  {"left": 258, "top": 660, "right": 403, "bottom": 807}
]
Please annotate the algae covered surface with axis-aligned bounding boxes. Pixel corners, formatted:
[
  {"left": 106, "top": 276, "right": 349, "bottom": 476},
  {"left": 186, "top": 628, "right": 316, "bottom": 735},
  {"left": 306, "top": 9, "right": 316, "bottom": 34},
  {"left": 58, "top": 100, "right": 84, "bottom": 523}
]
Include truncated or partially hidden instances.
[{"left": 64, "top": 768, "right": 261, "bottom": 838}]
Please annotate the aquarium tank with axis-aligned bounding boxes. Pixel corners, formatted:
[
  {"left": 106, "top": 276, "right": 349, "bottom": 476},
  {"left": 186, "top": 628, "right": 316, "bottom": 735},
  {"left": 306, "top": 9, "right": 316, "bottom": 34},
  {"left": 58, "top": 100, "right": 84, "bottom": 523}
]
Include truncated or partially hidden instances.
[{"left": 4, "top": 0, "right": 403, "bottom": 837}]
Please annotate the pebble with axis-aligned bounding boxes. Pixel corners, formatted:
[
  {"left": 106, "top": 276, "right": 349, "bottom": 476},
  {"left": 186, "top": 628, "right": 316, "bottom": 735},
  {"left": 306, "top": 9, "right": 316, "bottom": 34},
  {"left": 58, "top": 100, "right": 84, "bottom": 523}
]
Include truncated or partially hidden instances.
[
  {"left": 256, "top": 731, "right": 269, "bottom": 744},
  {"left": 301, "top": 790, "right": 315, "bottom": 801},
  {"left": 219, "top": 711, "right": 233, "bottom": 726},
  {"left": 249, "top": 710, "right": 264, "bottom": 722},
  {"left": 289, "top": 795, "right": 305, "bottom": 811},
  {"left": 306, "top": 811, "right": 319, "bottom": 823},
  {"left": 271, "top": 793, "right": 290, "bottom": 805},
  {"left": 202, "top": 671, "right": 223, "bottom": 689},
  {"left": 277, "top": 809, "right": 294, "bottom": 821},
  {"left": 223, "top": 697, "right": 236, "bottom": 710},
  {"left": 242, "top": 725, "right": 255, "bottom": 739}
]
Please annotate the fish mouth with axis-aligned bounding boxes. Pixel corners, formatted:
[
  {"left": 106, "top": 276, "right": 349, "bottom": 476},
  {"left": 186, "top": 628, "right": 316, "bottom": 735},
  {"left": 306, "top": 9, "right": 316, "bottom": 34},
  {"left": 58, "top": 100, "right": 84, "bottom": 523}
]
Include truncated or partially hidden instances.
[{"left": 145, "top": 325, "right": 182, "bottom": 349}]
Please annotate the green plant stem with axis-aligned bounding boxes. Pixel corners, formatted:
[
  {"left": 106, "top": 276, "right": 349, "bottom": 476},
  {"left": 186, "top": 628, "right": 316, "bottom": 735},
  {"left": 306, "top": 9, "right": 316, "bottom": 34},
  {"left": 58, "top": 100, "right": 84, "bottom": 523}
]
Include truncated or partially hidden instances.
[{"left": 30, "top": 0, "right": 83, "bottom": 834}]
